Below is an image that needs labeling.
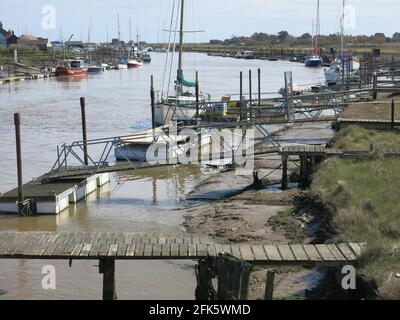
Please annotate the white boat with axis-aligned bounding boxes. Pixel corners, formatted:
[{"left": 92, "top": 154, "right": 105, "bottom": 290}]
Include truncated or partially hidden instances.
[
  {"left": 127, "top": 59, "right": 143, "bottom": 68},
  {"left": 154, "top": 0, "right": 207, "bottom": 126}
]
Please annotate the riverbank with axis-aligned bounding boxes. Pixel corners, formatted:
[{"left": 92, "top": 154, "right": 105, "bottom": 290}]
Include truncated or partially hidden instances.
[
  {"left": 182, "top": 121, "right": 336, "bottom": 299},
  {"left": 308, "top": 125, "right": 400, "bottom": 299}
]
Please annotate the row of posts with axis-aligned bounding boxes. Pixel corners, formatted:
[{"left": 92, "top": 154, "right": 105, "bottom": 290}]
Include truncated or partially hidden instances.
[{"left": 149, "top": 68, "right": 264, "bottom": 127}]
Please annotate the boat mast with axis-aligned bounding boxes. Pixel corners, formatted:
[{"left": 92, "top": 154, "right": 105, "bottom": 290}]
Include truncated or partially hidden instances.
[
  {"left": 315, "top": 0, "right": 320, "bottom": 56},
  {"left": 177, "top": 0, "right": 184, "bottom": 83},
  {"left": 341, "top": 0, "right": 345, "bottom": 58}
]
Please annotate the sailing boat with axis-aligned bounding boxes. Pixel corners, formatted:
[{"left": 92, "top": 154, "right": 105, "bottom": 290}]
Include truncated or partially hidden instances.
[
  {"left": 324, "top": 0, "right": 360, "bottom": 83},
  {"left": 154, "top": 0, "right": 205, "bottom": 126},
  {"left": 115, "top": 13, "right": 128, "bottom": 69},
  {"left": 305, "top": 0, "right": 322, "bottom": 67},
  {"left": 86, "top": 19, "right": 103, "bottom": 74}
]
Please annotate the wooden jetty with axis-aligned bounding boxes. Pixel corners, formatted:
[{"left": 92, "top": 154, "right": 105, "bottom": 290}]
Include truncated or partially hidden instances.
[
  {"left": 0, "top": 173, "right": 110, "bottom": 215},
  {"left": 338, "top": 118, "right": 400, "bottom": 130},
  {"left": 0, "top": 231, "right": 365, "bottom": 300},
  {"left": 279, "top": 144, "right": 400, "bottom": 188}
]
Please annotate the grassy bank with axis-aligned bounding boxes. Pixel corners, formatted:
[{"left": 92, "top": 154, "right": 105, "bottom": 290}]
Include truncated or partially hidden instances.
[{"left": 311, "top": 126, "right": 400, "bottom": 299}]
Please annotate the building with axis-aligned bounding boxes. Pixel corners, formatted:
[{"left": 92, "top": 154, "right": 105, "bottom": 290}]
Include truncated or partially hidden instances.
[
  {"left": 373, "top": 33, "right": 386, "bottom": 43},
  {"left": 66, "top": 40, "right": 84, "bottom": 48},
  {"left": 18, "top": 34, "right": 48, "bottom": 50},
  {"left": 0, "top": 21, "right": 19, "bottom": 46},
  {"left": 0, "top": 33, "right": 6, "bottom": 46},
  {"left": 210, "top": 39, "right": 223, "bottom": 45},
  {"left": 393, "top": 32, "right": 400, "bottom": 42}
]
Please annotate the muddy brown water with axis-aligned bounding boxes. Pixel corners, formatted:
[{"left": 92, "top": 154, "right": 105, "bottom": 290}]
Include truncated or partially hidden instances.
[{"left": 0, "top": 53, "right": 324, "bottom": 299}]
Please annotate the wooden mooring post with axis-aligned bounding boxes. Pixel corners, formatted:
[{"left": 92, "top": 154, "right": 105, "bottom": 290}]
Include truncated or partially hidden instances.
[
  {"left": 239, "top": 71, "right": 243, "bottom": 121},
  {"left": 80, "top": 97, "right": 88, "bottom": 165},
  {"left": 372, "top": 73, "right": 378, "bottom": 100},
  {"left": 14, "top": 113, "right": 24, "bottom": 214},
  {"left": 264, "top": 270, "right": 275, "bottom": 300},
  {"left": 281, "top": 154, "right": 289, "bottom": 190},
  {"left": 195, "top": 71, "right": 199, "bottom": 119},
  {"left": 258, "top": 68, "right": 261, "bottom": 107},
  {"left": 99, "top": 259, "right": 116, "bottom": 300},
  {"left": 249, "top": 69, "right": 253, "bottom": 121},
  {"left": 391, "top": 100, "right": 395, "bottom": 130},
  {"left": 150, "top": 75, "right": 156, "bottom": 130}
]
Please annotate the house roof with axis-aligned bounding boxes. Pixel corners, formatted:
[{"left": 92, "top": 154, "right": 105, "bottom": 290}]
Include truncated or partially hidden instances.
[{"left": 19, "top": 34, "right": 38, "bottom": 41}]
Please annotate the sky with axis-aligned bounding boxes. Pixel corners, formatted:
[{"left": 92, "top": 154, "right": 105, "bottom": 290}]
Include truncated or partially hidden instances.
[{"left": 0, "top": 0, "right": 397, "bottom": 43}]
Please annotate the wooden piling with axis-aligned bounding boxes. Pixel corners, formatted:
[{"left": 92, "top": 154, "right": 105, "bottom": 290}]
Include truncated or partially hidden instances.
[
  {"left": 239, "top": 71, "right": 243, "bottom": 121},
  {"left": 391, "top": 100, "right": 395, "bottom": 130},
  {"left": 99, "top": 259, "right": 116, "bottom": 300},
  {"left": 372, "top": 73, "right": 378, "bottom": 100},
  {"left": 80, "top": 97, "right": 88, "bottom": 165},
  {"left": 264, "top": 270, "right": 275, "bottom": 300},
  {"left": 258, "top": 68, "right": 261, "bottom": 107},
  {"left": 249, "top": 70, "right": 253, "bottom": 120},
  {"left": 196, "top": 259, "right": 210, "bottom": 300},
  {"left": 150, "top": 75, "right": 156, "bottom": 130},
  {"left": 14, "top": 113, "right": 24, "bottom": 208},
  {"left": 281, "top": 154, "right": 288, "bottom": 190},
  {"left": 195, "top": 71, "right": 199, "bottom": 118}
]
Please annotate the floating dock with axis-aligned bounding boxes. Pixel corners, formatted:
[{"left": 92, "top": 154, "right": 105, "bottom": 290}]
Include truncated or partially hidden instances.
[{"left": 0, "top": 173, "right": 110, "bottom": 215}]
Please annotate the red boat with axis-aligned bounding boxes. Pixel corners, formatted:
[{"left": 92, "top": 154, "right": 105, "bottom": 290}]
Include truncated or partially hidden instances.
[{"left": 56, "top": 60, "right": 87, "bottom": 76}]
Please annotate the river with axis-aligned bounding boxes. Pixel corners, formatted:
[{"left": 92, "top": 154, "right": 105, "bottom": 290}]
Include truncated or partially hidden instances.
[{"left": 0, "top": 53, "right": 324, "bottom": 299}]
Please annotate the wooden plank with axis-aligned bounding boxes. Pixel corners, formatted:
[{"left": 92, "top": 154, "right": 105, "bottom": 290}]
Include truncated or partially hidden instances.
[
  {"left": 230, "top": 245, "right": 242, "bottom": 260},
  {"left": 179, "top": 244, "right": 188, "bottom": 257},
  {"left": 315, "top": 244, "right": 336, "bottom": 261},
  {"left": 348, "top": 243, "right": 362, "bottom": 257},
  {"left": 222, "top": 244, "right": 232, "bottom": 255},
  {"left": 161, "top": 244, "right": 170, "bottom": 257},
  {"left": 264, "top": 245, "right": 282, "bottom": 261},
  {"left": 192, "top": 234, "right": 200, "bottom": 244},
  {"left": 240, "top": 245, "right": 254, "bottom": 261},
  {"left": 80, "top": 244, "right": 93, "bottom": 257},
  {"left": 117, "top": 244, "right": 128, "bottom": 256},
  {"left": 98, "top": 243, "right": 110, "bottom": 257},
  {"left": 134, "top": 244, "right": 145, "bottom": 257},
  {"left": 290, "top": 244, "right": 309, "bottom": 261},
  {"left": 158, "top": 236, "right": 167, "bottom": 245},
  {"left": 188, "top": 244, "right": 197, "bottom": 257},
  {"left": 153, "top": 244, "right": 162, "bottom": 257},
  {"left": 277, "top": 245, "right": 295, "bottom": 261},
  {"left": 326, "top": 244, "right": 346, "bottom": 261},
  {"left": 143, "top": 244, "right": 153, "bottom": 257},
  {"left": 70, "top": 244, "right": 84, "bottom": 257},
  {"left": 89, "top": 244, "right": 101, "bottom": 257},
  {"left": 170, "top": 244, "right": 179, "bottom": 257},
  {"left": 125, "top": 244, "right": 136, "bottom": 257},
  {"left": 107, "top": 244, "right": 119, "bottom": 256},
  {"left": 124, "top": 232, "right": 135, "bottom": 245},
  {"left": 252, "top": 245, "right": 267, "bottom": 261},
  {"left": 197, "top": 244, "right": 207, "bottom": 257},
  {"left": 303, "top": 245, "right": 322, "bottom": 261},
  {"left": 207, "top": 244, "right": 217, "bottom": 257}
]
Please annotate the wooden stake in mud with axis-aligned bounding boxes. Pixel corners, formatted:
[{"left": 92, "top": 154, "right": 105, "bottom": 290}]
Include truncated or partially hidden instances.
[
  {"left": 264, "top": 270, "right": 275, "bottom": 300},
  {"left": 195, "top": 71, "right": 199, "bottom": 118},
  {"left": 99, "top": 259, "right": 116, "bottom": 300},
  {"left": 391, "top": 100, "right": 395, "bottom": 130},
  {"left": 80, "top": 97, "right": 88, "bottom": 165},
  {"left": 249, "top": 70, "right": 253, "bottom": 120},
  {"left": 150, "top": 75, "right": 156, "bottom": 130},
  {"left": 281, "top": 154, "right": 288, "bottom": 190},
  {"left": 240, "top": 71, "right": 243, "bottom": 121},
  {"left": 258, "top": 68, "right": 261, "bottom": 107},
  {"left": 14, "top": 113, "right": 24, "bottom": 209},
  {"left": 372, "top": 73, "right": 377, "bottom": 100}
]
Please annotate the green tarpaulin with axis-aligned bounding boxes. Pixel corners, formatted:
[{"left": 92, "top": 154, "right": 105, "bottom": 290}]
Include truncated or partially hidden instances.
[{"left": 177, "top": 70, "right": 196, "bottom": 88}]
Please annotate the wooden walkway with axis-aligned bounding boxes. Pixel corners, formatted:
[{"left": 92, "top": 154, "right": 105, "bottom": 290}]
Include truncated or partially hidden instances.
[
  {"left": 280, "top": 145, "right": 400, "bottom": 158},
  {"left": 0, "top": 232, "right": 364, "bottom": 266}
]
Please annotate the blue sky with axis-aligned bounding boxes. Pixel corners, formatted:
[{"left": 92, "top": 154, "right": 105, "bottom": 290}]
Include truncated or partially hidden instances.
[{"left": 0, "top": 0, "right": 397, "bottom": 42}]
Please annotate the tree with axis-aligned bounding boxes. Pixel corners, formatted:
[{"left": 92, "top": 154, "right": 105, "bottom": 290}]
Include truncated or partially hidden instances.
[{"left": 277, "top": 31, "right": 289, "bottom": 43}]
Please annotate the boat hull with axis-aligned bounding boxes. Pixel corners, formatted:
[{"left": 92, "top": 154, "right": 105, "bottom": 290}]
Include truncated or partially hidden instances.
[
  {"left": 154, "top": 103, "right": 197, "bottom": 126},
  {"left": 305, "top": 58, "right": 322, "bottom": 67},
  {"left": 87, "top": 66, "right": 103, "bottom": 73},
  {"left": 56, "top": 67, "right": 87, "bottom": 76}
]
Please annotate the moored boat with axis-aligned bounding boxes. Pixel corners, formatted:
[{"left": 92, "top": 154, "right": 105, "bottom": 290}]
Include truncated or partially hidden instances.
[
  {"left": 56, "top": 59, "right": 87, "bottom": 76},
  {"left": 127, "top": 59, "right": 143, "bottom": 68}
]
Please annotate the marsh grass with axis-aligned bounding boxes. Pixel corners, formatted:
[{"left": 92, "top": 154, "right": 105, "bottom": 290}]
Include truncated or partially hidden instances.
[{"left": 312, "top": 126, "right": 400, "bottom": 299}]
